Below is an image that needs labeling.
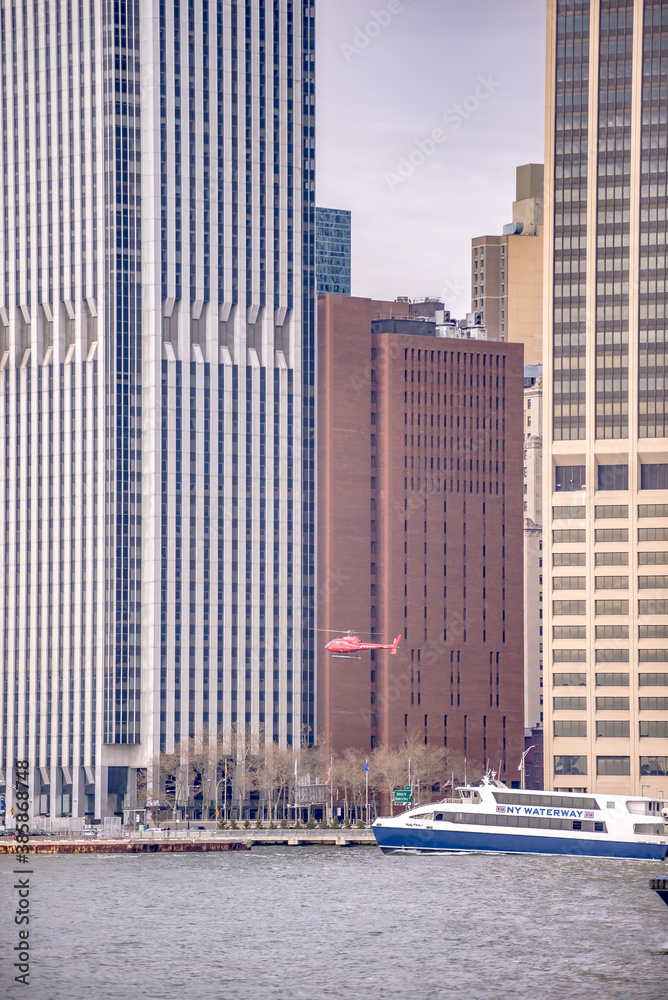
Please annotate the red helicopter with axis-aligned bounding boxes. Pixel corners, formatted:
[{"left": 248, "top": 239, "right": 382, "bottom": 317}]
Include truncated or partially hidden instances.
[{"left": 324, "top": 631, "right": 402, "bottom": 659}]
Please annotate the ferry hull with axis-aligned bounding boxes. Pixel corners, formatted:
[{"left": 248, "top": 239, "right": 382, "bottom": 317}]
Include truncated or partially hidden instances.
[{"left": 372, "top": 825, "right": 668, "bottom": 861}]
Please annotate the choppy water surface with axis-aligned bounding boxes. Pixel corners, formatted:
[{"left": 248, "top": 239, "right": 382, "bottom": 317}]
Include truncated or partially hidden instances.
[{"left": 1, "top": 846, "right": 667, "bottom": 1000}]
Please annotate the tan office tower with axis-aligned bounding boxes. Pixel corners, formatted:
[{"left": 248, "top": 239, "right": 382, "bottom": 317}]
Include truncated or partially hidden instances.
[
  {"left": 471, "top": 164, "right": 544, "bottom": 364},
  {"left": 544, "top": 0, "right": 668, "bottom": 797}
]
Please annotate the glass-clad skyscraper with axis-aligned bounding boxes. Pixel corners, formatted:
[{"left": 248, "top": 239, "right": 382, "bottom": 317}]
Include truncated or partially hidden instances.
[
  {"left": 544, "top": 0, "right": 668, "bottom": 796},
  {"left": 315, "top": 207, "right": 351, "bottom": 295},
  {"left": 0, "top": 0, "right": 315, "bottom": 823}
]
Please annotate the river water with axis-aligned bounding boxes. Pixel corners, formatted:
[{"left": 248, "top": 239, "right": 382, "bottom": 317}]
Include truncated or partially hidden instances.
[{"left": 1, "top": 846, "right": 667, "bottom": 1000}]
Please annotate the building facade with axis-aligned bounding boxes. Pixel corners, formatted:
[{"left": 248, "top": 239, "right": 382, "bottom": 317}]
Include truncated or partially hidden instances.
[
  {"left": 472, "top": 164, "right": 544, "bottom": 364},
  {"left": 544, "top": 0, "right": 668, "bottom": 796},
  {"left": 524, "top": 365, "right": 544, "bottom": 730},
  {"left": 318, "top": 294, "right": 525, "bottom": 782},
  {"left": 315, "top": 207, "right": 351, "bottom": 296},
  {"left": 0, "top": 1, "right": 315, "bottom": 823}
]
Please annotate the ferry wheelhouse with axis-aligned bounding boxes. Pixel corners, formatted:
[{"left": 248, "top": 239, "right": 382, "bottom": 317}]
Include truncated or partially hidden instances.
[{"left": 372, "top": 774, "right": 668, "bottom": 861}]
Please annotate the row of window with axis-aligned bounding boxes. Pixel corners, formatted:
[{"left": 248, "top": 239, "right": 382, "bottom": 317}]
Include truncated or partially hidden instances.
[
  {"left": 555, "top": 465, "right": 668, "bottom": 492},
  {"left": 555, "top": 755, "right": 668, "bottom": 777},
  {"left": 554, "top": 721, "right": 668, "bottom": 737},
  {"left": 554, "top": 672, "right": 668, "bottom": 686},
  {"left": 554, "top": 552, "right": 668, "bottom": 566},
  {"left": 554, "top": 528, "right": 668, "bottom": 542},
  {"left": 555, "top": 575, "right": 668, "bottom": 588},
  {"left": 554, "top": 503, "right": 668, "bottom": 518},
  {"left": 554, "top": 697, "right": 668, "bottom": 710},
  {"left": 554, "top": 599, "right": 668, "bottom": 614},
  {"left": 554, "top": 625, "right": 668, "bottom": 638}
]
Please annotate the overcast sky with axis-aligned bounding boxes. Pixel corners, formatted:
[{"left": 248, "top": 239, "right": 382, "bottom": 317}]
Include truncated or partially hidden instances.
[{"left": 316, "top": 0, "right": 547, "bottom": 317}]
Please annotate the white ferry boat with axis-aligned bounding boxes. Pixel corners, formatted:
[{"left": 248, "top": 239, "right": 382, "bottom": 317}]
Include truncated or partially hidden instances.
[{"left": 372, "top": 773, "right": 668, "bottom": 861}]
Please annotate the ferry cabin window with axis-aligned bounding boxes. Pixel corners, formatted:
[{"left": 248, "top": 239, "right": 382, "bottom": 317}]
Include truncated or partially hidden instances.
[
  {"left": 436, "top": 812, "right": 607, "bottom": 834},
  {"left": 492, "top": 791, "right": 599, "bottom": 810}
]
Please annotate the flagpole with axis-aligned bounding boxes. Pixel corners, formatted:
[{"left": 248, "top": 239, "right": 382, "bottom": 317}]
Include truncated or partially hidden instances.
[
  {"left": 329, "top": 755, "right": 333, "bottom": 823},
  {"left": 365, "top": 759, "right": 369, "bottom": 824}
]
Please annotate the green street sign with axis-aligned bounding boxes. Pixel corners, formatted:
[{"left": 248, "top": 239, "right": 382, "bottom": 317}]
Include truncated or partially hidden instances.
[
  {"left": 405, "top": 785, "right": 411, "bottom": 791},
  {"left": 393, "top": 790, "right": 412, "bottom": 803}
]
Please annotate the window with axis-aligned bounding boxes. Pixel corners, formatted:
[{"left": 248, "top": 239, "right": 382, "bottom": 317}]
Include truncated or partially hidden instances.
[
  {"left": 595, "top": 600, "right": 629, "bottom": 615},
  {"left": 555, "top": 466, "right": 586, "bottom": 491},
  {"left": 596, "top": 625, "right": 629, "bottom": 639},
  {"left": 554, "top": 697, "right": 587, "bottom": 710},
  {"left": 639, "top": 697, "right": 668, "bottom": 710},
  {"left": 638, "top": 649, "right": 668, "bottom": 662},
  {"left": 597, "top": 757, "right": 630, "bottom": 776},
  {"left": 554, "top": 755, "right": 587, "bottom": 775},
  {"left": 596, "top": 697, "right": 629, "bottom": 711},
  {"left": 639, "top": 528, "right": 668, "bottom": 542},
  {"left": 638, "top": 504, "right": 668, "bottom": 518},
  {"left": 640, "top": 756, "right": 668, "bottom": 776},
  {"left": 640, "top": 721, "right": 668, "bottom": 738},
  {"left": 638, "top": 552, "right": 668, "bottom": 565},
  {"left": 639, "top": 576, "right": 668, "bottom": 589},
  {"left": 639, "top": 600, "right": 668, "bottom": 615},
  {"left": 553, "top": 529, "right": 586, "bottom": 543},
  {"left": 597, "top": 466, "right": 628, "bottom": 491},
  {"left": 553, "top": 600, "right": 586, "bottom": 615},
  {"left": 554, "top": 553, "right": 586, "bottom": 566},
  {"left": 553, "top": 673, "right": 587, "bottom": 687},
  {"left": 596, "top": 649, "right": 629, "bottom": 662},
  {"left": 596, "top": 528, "right": 628, "bottom": 542},
  {"left": 639, "top": 626, "right": 668, "bottom": 639},
  {"left": 639, "top": 673, "right": 668, "bottom": 686},
  {"left": 597, "top": 721, "right": 630, "bottom": 738},
  {"left": 595, "top": 673, "right": 629, "bottom": 687},
  {"left": 595, "top": 505, "right": 628, "bottom": 519},
  {"left": 553, "top": 506, "right": 586, "bottom": 520},
  {"left": 553, "top": 576, "right": 586, "bottom": 590},
  {"left": 595, "top": 576, "right": 628, "bottom": 590},
  {"left": 596, "top": 552, "right": 628, "bottom": 566},
  {"left": 554, "top": 720, "right": 587, "bottom": 737},
  {"left": 641, "top": 464, "right": 668, "bottom": 490},
  {"left": 553, "top": 649, "right": 586, "bottom": 662},
  {"left": 553, "top": 625, "right": 586, "bottom": 639}
]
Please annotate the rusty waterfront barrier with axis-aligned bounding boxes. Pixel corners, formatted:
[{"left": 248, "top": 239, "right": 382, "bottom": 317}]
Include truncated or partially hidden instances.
[{"left": 0, "top": 839, "right": 251, "bottom": 855}]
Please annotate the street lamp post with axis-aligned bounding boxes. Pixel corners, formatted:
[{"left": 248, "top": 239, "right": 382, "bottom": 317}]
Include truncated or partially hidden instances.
[{"left": 519, "top": 746, "right": 535, "bottom": 791}]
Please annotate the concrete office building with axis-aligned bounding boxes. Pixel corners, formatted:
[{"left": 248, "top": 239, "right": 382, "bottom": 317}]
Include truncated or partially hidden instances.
[
  {"left": 544, "top": 0, "right": 668, "bottom": 796},
  {"left": 0, "top": 1, "right": 315, "bottom": 823},
  {"left": 472, "top": 164, "right": 544, "bottom": 365},
  {"left": 318, "top": 294, "right": 525, "bottom": 780},
  {"left": 316, "top": 207, "right": 351, "bottom": 296}
]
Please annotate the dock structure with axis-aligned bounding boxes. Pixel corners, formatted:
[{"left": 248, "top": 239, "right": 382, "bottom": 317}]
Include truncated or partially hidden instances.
[{"left": 0, "top": 829, "right": 377, "bottom": 855}]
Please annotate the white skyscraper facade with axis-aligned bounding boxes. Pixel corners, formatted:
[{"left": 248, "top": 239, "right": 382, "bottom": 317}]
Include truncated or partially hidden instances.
[{"left": 0, "top": 1, "right": 315, "bottom": 822}]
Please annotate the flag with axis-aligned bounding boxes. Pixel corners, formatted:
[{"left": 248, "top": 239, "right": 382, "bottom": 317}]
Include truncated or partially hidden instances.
[
  {"left": 441, "top": 778, "right": 452, "bottom": 790},
  {"left": 364, "top": 761, "right": 369, "bottom": 772}
]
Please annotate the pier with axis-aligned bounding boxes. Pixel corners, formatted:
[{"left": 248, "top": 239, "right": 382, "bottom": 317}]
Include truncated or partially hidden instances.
[{"left": 0, "top": 828, "right": 376, "bottom": 854}]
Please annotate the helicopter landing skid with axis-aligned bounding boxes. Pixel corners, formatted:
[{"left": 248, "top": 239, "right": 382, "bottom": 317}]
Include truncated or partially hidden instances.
[{"left": 331, "top": 653, "right": 362, "bottom": 660}]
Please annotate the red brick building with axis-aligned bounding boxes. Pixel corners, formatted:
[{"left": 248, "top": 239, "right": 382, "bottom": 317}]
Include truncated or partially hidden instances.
[{"left": 317, "top": 295, "right": 525, "bottom": 784}]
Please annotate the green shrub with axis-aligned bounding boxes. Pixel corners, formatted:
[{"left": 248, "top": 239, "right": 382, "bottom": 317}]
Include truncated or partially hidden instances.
[
  {"left": 318, "top": 819, "right": 328, "bottom": 829},
  {"left": 255, "top": 818, "right": 263, "bottom": 829},
  {"left": 356, "top": 820, "right": 365, "bottom": 829},
  {"left": 280, "top": 818, "right": 288, "bottom": 829},
  {"left": 230, "top": 818, "right": 238, "bottom": 830},
  {"left": 243, "top": 819, "right": 251, "bottom": 829},
  {"left": 268, "top": 821, "right": 277, "bottom": 830},
  {"left": 217, "top": 820, "right": 228, "bottom": 830},
  {"left": 294, "top": 819, "right": 302, "bottom": 830},
  {"left": 344, "top": 818, "right": 352, "bottom": 829}
]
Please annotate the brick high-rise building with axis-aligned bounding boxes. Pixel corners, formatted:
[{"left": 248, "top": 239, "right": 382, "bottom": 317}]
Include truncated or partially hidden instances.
[
  {"left": 544, "top": 0, "right": 668, "bottom": 797},
  {"left": 318, "top": 294, "right": 525, "bottom": 783}
]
